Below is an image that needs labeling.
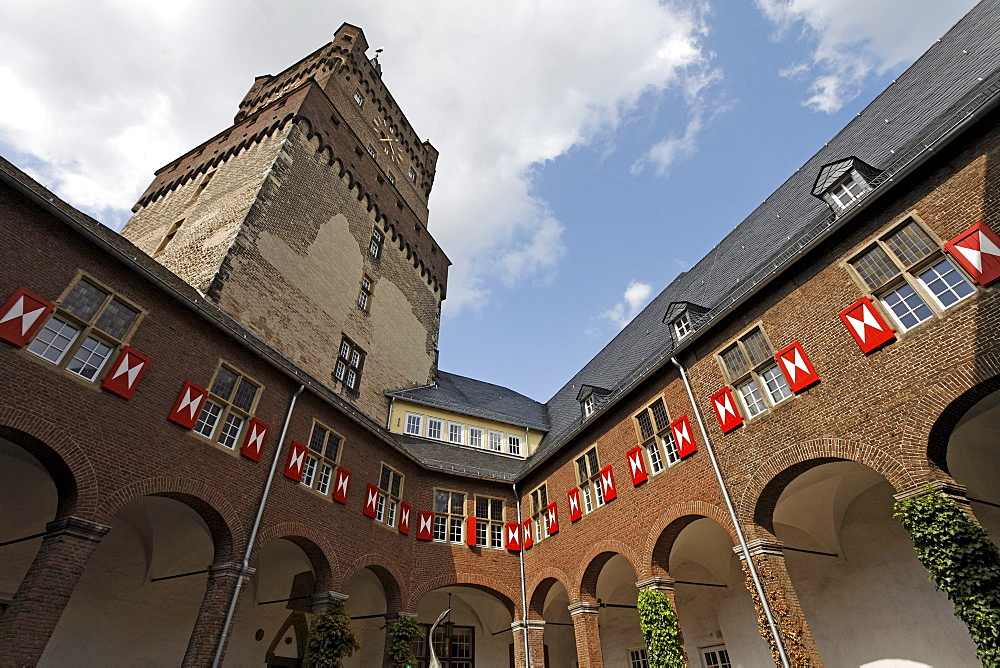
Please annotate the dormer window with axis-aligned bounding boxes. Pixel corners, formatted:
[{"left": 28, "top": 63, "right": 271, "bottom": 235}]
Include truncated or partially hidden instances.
[
  {"left": 829, "top": 173, "right": 865, "bottom": 209},
  {"left": 812, "top": 157, "right": 881, "bottom": 213},
  {"left": 673, "top": 312, "right": 692, "bottom": 340},
  {"left": 583, "top": 395, "right": 595, "bottom": 418},
  {"left": 578, "top": 384, "right": 609, "bottom": 420}
]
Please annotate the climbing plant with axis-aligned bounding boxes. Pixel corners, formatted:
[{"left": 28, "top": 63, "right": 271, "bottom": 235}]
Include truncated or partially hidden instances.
[
  {"left": 302, "top": 602, "right": 361, "bottom": 668},
  {"left": 637, "top": 589, "right": 686, "bottom": 667},
  {"left": 895, "top": 489, "right": 1000, "bottom": 667},
  {"left": 385, "top": 614, "right": 420, "bottom": 668}
]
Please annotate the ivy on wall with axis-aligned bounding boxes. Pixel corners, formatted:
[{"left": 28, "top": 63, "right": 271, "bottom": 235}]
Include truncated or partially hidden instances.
[
  {"left": 637, "top": 589, "right": 686, "bottom": 667},
  {"left": 303, "top": 602, "right": 361, "bottom": 668},
  {"left": 740, "top": 560, "right": 816, "bottom": 667},
  {"left": 895, "top": 490, "right": 1000, "bottom": 667},
  {"left": 385, "top": 614, "right": 420, "bottom": 668}
]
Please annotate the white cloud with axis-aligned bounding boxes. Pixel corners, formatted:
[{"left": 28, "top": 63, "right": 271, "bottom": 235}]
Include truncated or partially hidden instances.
[
  {"left": 0, "top": 0, "right": 713, "bottom": 312},
  {"left": 756, "top": 0, "right": 979, "bottom": 113},
  {"left": 601, "top": 280, "right": 654, "bottom": 329}
]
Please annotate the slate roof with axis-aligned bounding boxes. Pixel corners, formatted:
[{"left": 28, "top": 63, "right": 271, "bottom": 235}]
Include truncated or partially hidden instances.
[
  {"left": 388, "top": 371, "right": 549, "bottom": 431},
  {"left": 516, "top": 0, "right": 1000, "bottom": 475},
  {"left": 393, "top": 433, "right": 523, "bottom": 481}
]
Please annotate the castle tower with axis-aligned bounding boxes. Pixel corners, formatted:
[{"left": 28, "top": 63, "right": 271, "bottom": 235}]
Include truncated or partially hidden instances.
[{"left": 121, "top": 23, "right": 449, "bottom": 422}]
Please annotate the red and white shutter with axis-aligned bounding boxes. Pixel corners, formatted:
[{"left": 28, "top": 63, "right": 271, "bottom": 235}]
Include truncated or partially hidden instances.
[
  {"left": 522, "top": 519, "right": 534, "bottom": 549},
  {"left": 398, "top": 503, "right": 411, "bottom": 535},
  {"left": 332, "top": 468, "right": 351, "bottom": 504},
  {"left": 599, "top": 465, "right": 617, "bottom": 502},
  {"left": 239, "top": 418, "right": 270, "bottom": 462},
  {"left": 168, "top": 381, "right": 208, "bottom": 429},
  {"left": 363, "top": 484, "right": 380, "bottom": 518},
  {"left": 671, "top": 416, "right": 698, "bottom": 458},
  {"left": 466, "top": 517, "right": 477, "bottom": 546},
  {"left": 567, "top": 488, "right": 582, "bottom": 522},
  {"left": 283, "top": 441, "right": 308, "bottom": 482},
  {"left": 545, "top": 502, "right": 559, "bottom": 535},
  {"left": 839, "top": 297, "right": 895, "bottom": 354},
  {"left": 626, "top": 446, "right": 648, "bottom": 486},
  {"left": 100, "top": 346, "right": 150, "bottom": 400},
  {"left": 505, "top": 522, "right": 521, "bottom": 551},
  {"left": 417, "top": 511, "right": 434, "bottom": 540},
  {"left": 0, "top": 288, "right": 54, "bottom": 347},
  {"left": 945, "top": 221, "right": 1000, "bottom": 286},
  {"left": 775, "top": 341, "right": 820, "bottom": 393},
  {"left": 711, "top": 387, "right": 743, "bottom": 434}
]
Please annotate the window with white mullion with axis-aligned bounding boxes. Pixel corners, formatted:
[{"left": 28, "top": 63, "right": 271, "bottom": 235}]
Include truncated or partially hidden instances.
[
  {"left": 917, "top": 257, "right": 974, "bottom": 309},
  {"left": 759, "top": 363, "right": 792, "bottom": 405},
  {"left": 581, "top": 483, "right": 594, "bottom": 513},
  {"left": 662, "top": 431, "right": 680, "bottom": 466},
  {"left": 491, "top": 523, "right": 503, "bottom": 549},
  {"left": 449, "top": 518, "right": 463, "bottom": 543},
  {"left": 448, "top": 422, "right": 464, "bottom": 444},
  {"left": 646, "top": 439, "right": 665, "bottom": 474},
  {"left": 375, "top": 494, "right": 387, "bottom": 523},
  {"left": 432, "top": 516, "right": 447, "bottom": 542},
  {"left": 468, "top": 427, "right": 483, "bottom": 448},
  {"left": 217, "top": 412, "right": 245, "bottom": 449},
  {"left": 317, "top": 463, "right": 333, "bottom": 495},
  {"left": 737, "top": 380, "right": 767, "bottom": 418},
  {"left": 300, "top": 456, "right": 318, "bottom": 488},
  {"left": 194, "top": 400, "right": 223, "bottom": 438},
  {"left": 488, "top": 430, "right": 503, "bottom": 452},
  {"left": 302, "top": 422, "right": 342, "bottom": 497},
  {"left": 404, "top": 412, "right": 423, "bottom": 436},
  {"left": 65, "top": 336, "right": 114, "bottom": 381},
  {"left": 427, "top": 418, "right": 443, "bottom": 440},
  {"left": 27, "top": 317, "right": 81, "bottom": 364},
  {"left": 377, "top": 464, "right": 403, "bottom": 527},
  {"left": 507, "top": 434, "right": 522, "bottom": 456},
  {"left": 530, "top": 485, "right": 548, "bottom": 543},
  {"left": 434, "top": 489, "right": 465, "bottom": 544},
  {"left": 881, "top": 281, "right": 933, "bottom": 331},
  {"left": 635, "top": 397, "right": 675, "bottom": 472}
]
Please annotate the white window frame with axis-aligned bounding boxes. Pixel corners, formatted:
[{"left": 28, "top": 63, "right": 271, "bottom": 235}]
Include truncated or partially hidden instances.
[
  {"left": 353, "top": 91, "right": 364, "bottom": 106},
  {"left": 301, "top": 421, "right": 342, "bottom": 497},
  {"left": 629, "top": 648, "right": 650, "bottom": 668},
  {"left": 375, "top": 463, "right": 403, "bottom": 528},
  {"left": 719, "top": 327, "right": 789, "bottom": 420},
  {"left": 673, "top": 312, "right": 692, "bottom": 340},
  {"left": 448, "top": 422, "right": 464, "bottom": 445},
  {"left": 488, "top": 430, "right": 504, "bottom": 452},
  {"left": 192, "top": 363, "right": 262, "bottom": 450},
  {"left": 701, "top": 644, "right": 732, "bottom": 668},
  {"left": 530, "top": 485, "right": 548, "bottom": 544},
  {"left": 829, "top": 172, "right": 866, "bottom": 209},
  {"left": 468, "top": 426, "right": 484, "bottom": 448},
  {"left": 404, "top": 412, "right": 423, "bottom": 436},
  {"left": 434, "top": 489, "right": 465, "bottom": 544},
  {"left": 635, "top": 397, "right": 678, "bottom": 472},
  {"left": 474, "top": 496, "right": 505, "bottom": 549},
  {"left": 507, "top": 434, "right": 522, "bottom": 456},
  {"left": 427, "top": 417, "right": 443, "bottom": 441},
  {"left": 582, "top": 394, "right": 595, "bottom": 418}
]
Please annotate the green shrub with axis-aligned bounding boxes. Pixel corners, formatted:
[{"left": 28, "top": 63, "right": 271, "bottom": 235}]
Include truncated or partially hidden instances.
[
  {"left": 303, "top": 602, "right": 361, "bottom": 668},
  {"left": 637, "top": 589, "right": 686, "bottom": 667},
  {"left": 385, "top": 614, "right": 420, "bottom": 668},
  {"left": 895, "top": 490, "right": 1000, "bottom": 667}
]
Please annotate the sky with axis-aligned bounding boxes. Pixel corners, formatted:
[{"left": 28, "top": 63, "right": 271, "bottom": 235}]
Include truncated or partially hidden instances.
[{"left": 0, "top": 0, "right": 980, "bottom": 402}]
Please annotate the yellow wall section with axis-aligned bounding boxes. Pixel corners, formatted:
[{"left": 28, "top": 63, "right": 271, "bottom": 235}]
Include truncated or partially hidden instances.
[{"left": 388, "top": 399, "right": 544, "bottom": 457}]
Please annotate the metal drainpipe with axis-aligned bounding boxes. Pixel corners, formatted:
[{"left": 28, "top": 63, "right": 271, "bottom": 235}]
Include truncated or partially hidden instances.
[
  {"left": 213, "top": 384, "right": 304, "bottom": 667},
  {"left": 513, "top": 482, "right": 531, "bottom": 667},
  {"left": 670, "top": 357, "right": 790, "bottom": 668}
]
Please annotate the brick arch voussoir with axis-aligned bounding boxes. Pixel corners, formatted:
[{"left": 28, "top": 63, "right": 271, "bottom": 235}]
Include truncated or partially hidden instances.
[
  {"left": 404, "top": 571, "right": 519, "bottom": 618},
  {"left": 738, "top": 437, "right": 916, "bottom": 537},
  {"left": 528, "top": 566, "right": 574, "bottom": 616},
  {"left": 338, "top": 553, "right": 404, "bottom": 615},
  {"left": 96, "top": 476, "right": 246, "bottom": 564},
  {"left": 252, "top": 521, "right": 340, "bottom": 592},
  {"left": 913, "top": 354, "right": 1000, "bottom": 475},
  {"left": 0, "top": 405, "right": 99, "bottom": 519},
  {"left": 643, "top": 500, "right": 736, "bottom": 579},
  {"left": 573, "top": 539, "right": 642, "bottom": 604}
]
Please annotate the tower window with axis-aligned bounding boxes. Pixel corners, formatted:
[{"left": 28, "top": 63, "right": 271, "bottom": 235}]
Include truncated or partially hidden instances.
[
  {"left": 155, "top": 219, "right": 184, "bottom": 255},
  {"left": 369, "top": 228, "right": 384, "bottom": 260},
  {"left": 408, "top": 168, "right": 416, "bottom": 182},
  {"left": 334, "top": 335, "right": 365, "bottom": 392},
  {"left": 353, "top": 91, "right": 364, "bottom": 106},
  {"left": 189, "top": 171, "right": 215, "bottom": 202},
  {"left": 357, "top": 274, "right": 373, "bottom": 312}
]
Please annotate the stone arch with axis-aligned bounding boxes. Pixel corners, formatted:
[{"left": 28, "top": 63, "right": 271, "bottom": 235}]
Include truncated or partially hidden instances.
[
  {"left": 404, "top": 572, "right": 517, "bottom": 617},
  {"left": 643, "top": 500, "right": 736, "bottom": 579},
  {"left": 252, "top": 521, "right": 340, "bottom": 592},
  {"left": 0, "top": 407, "right": 99, "bottom": 519},
  {"left": 738, "top": 438, "right": 916, "bottom": 535},
  {"left": 339, "top": 553, "right": 404, "bottom": 615},
  {"left": 96, "top": 477, "right": 245, "bottom": 564},
  {"left": 528, "top": 567, "right": 574, "bottom": 617},
  {"left": 574, "top": 540, "right": 640, "bottom": 604},
  {"left": 925, "top": 366, "right": 1000, "bottom": 474}
]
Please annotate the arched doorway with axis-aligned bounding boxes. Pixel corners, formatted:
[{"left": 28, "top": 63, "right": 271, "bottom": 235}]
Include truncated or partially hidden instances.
[
  {"left": 656, "top": 516, "right": 770, "bottom": 667},
  {"left": 43, "top": 494, "right": 222, "bottom": 664},
  {"left": 763, "top": 459, "right": 980, "bottom": 666},
  {"left": 529, "top": 576, "right": 575, "bottom": 667},
  {"left": 413, "top": 585, "right": 515, "bottom": 667},
  {"left": 579, "top": 552, "right": 645, "bottom": 667},
  {"left": 942, "top": 386, "right": 1000, "bottom": 544},
  {"left": 342, "top": 565, "right": 400, "bottom": 667}
]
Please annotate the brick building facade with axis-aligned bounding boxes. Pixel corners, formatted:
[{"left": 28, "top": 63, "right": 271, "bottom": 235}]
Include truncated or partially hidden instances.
[{"left": 1, "top": 5, "right": 999, "bottom": 667}]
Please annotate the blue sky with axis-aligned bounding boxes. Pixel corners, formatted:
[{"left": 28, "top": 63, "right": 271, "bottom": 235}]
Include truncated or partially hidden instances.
[{"left": 0, "top": 0, "right": 979, "bottom": 401}]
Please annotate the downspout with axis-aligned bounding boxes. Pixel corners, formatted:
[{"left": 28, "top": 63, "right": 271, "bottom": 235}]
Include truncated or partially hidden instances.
[
  {"left": 213, "top": 384, "right": 305, "bottom": 667},
  {"left": 671, "top": 357, "right": 790, "bottom": 668},
  {"left": 513, "top": 482, "right": 531, "bottom": 667}
]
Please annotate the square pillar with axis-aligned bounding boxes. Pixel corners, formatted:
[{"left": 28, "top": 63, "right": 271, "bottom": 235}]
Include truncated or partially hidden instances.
[
  {"left": 512, "top": 618, "right": 546, "bottom": 668},
  {"left": 568, "top": 601, "right": 603, "bottom": 668},
  {"left": 182, "top": 562, "right": 255, "bottom": 667},
  {"left": 635, "top": 576, "right": 687, "bottom": 666},
  {"left": 0, "top": 516, "right": 110, "bottom": 666},
  {"left": 735, "top": 539, "right": 823, "bottom": 667}
]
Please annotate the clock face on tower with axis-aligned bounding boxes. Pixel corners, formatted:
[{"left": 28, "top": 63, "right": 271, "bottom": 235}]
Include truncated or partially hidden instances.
[{"left": 372, "top": 115, "right": 404, "bottom": 165}]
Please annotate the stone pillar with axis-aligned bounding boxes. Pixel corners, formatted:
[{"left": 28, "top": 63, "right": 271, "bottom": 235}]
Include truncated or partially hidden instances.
[
  {"left": 511, "top": 618, "right": 546, "bottom": 668},
  {"left": 635, "top": 576, "right": 688, "bottom": 666},
  {"left": 0, "top": 516, "right": 110, "bottom": 666},
  {"left": 182, "top": 562, "right": 254, "bottom": 667},
  {"left": 310, "top": 590, "right": 349, "bottom": 615},
  {"left": 568, "top": 601, "right": 603, "bottom": 668},
  {"left": 382, "top": 609, "right": 416, "bottom": 668},
  {"left": 894, "top": 479, "right": 977, "bottom": 520},
  {"left": 735, "top": 539, "right": 823, "bottom": 667}
]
